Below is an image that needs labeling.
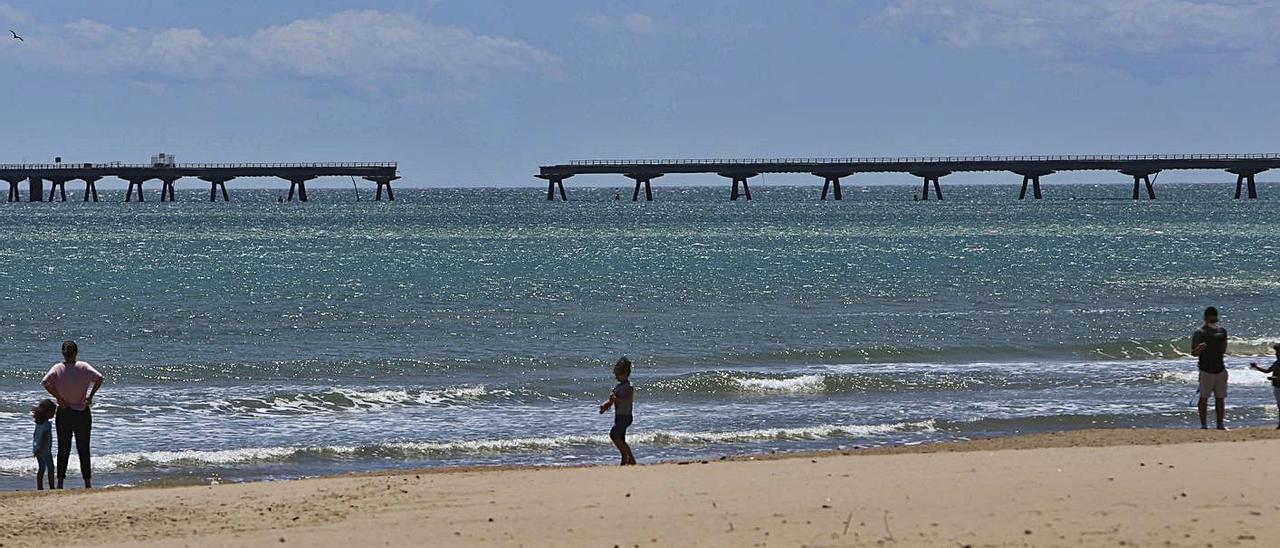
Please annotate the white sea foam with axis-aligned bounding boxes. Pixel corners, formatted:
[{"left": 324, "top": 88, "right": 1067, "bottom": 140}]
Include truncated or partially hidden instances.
[
  {"left": 0, "top": 420, "right": 934, "bottom": 475},
  {"left": 0, "top": 446, "right": 304, "bottom": 475},
  {"left": 208, "top": 385, "right": 506, "bottom": 415},
  {"left": 1158, "top": 369, "right": 1273, "bottom": 387},
  {"left": 733, "top": 374, "right": 826, "bottom": 393}
]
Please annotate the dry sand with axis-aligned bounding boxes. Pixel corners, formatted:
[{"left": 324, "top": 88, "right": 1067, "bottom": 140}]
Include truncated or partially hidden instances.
[{"left": 4, "top": 428, "right": 1280, "bottom": 547}]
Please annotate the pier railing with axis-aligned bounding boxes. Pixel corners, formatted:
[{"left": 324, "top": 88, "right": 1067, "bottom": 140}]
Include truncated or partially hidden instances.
[
  {"left": 0, "top": 162, "right": 398, "bottom": 170},
  {"left": 566, "top": 154, "right": 1280, "bottom": 166}
]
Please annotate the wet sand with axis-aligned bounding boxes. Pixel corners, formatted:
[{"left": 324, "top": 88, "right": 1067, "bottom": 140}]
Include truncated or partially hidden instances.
[{"left": 3, "top": 427, "right": 1280, "bottom": 547}]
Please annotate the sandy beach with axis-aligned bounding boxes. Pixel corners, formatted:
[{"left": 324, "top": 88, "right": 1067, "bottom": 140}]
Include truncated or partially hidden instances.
[{"left": 3, "top": 428, "right": 1280, "bottom": 547}]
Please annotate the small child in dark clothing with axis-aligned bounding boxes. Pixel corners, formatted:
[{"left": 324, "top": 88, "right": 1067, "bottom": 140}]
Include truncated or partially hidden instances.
[
  {"left": 599, "top": 357, "right": 636, "bottom": 465},
  {"left": 1250, "top": 344, "right": 1280, "bottom": 429}
]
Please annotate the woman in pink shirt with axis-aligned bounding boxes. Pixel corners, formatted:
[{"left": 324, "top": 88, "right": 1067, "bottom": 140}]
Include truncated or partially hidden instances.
[{"left": 41, "top": 340, "right": 103, "bottom": 489}]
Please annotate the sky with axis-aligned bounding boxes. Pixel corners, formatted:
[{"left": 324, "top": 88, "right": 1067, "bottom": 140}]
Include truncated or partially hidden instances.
[{"left": 1, "top": 0, "right": 1279, "bottom": 188}]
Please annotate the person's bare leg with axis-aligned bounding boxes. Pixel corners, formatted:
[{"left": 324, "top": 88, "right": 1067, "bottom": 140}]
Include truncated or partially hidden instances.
[
  {"left": 619, "top": 440, "right": 635, "bottom": 465},
  {"left": 621, "top": 440, "right": 636, "bottom": 465},
  {"left": 611, "top": 437, "right": 628, "bottom": 465},
  {"left": 1198, "top": 397, "right": 1209, "bottom": 429},
  {"left": 1215, "top": 397, "right": 1226, "bottom": 430}
]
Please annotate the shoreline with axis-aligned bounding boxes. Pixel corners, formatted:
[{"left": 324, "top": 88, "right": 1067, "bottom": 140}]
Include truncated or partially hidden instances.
[
  {"left": 17, "top": 424, "right": 1280, "bottom": 494},
  {"left": 5, "top": 427, "right": 1280, "bottom": 546}
]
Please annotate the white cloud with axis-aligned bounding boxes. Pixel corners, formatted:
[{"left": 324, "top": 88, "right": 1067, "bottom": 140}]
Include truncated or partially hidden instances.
[
  {"left": 872, "top": 1, "right": 1280, "bottom": 69},
  {"left": 0, "top": 3, "right": 30, "bottom": 25},
  {"left": 11, "top": 10, "right": 559, "bottom": 81},
  {"left": 621, "top": 13, "right": 656, "bottom": 33},
  {"left": 582, "top": 12, "right": 658, "bottom": 33}
]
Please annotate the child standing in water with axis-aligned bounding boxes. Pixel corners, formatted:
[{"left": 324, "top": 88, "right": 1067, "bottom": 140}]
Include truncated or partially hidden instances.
[
  {"left": 599, "top": 357, "right": 636, "bottom": 465},
  {"left": 31, "top": 399, "right": 55, "bottom": 490},
  {"left": 1250, "top": 344, "right": 1280, "bottom": 429}
]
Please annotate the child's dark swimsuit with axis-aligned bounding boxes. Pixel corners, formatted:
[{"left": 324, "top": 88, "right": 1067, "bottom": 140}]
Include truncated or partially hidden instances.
[{"left": 610, "top": 381, "right": 632, "bottom": 439}]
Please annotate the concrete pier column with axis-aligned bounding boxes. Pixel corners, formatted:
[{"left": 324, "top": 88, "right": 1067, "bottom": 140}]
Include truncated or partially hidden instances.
[
  {"left": 625, "top": 173, "right": 662, "bottom": 202},
  {"left": 1016, "top": 170, "right": 1052, "bottom": 200},
  {"left": 364, "top": 176, "right": 401, "bottom": 201},
  {"left": 814, "top": 172, "right": 851, "bottom": 201},
  {"left": 80, "top": 177, "right": 100, "bottom": 202},
  {"left": 719, "top": 172, "right": 758, "bottom": 201},
  {"left": 1229, "top": 169, "right": 1265, "bottom": 199},
  {"left": 200, "top": 177, "right": 232, "bottom": 202},
  {"left": 1120, "top": 170, "right": 1158, "bottom": 200},
  {"left": 537, "top": 175, "right": 569, "bottom": 201},
  {"left": 123, "top": 178, "right": 150, "bottom": 202},
  {"left": 28, "top": 177, "right": 44, "bottom": 202},
  {"left": 4, "top": 178, "right": 20, "bottom": 202},
  {"left": 159, "top": 178, "right": 178, "bottom": 202},
  {"left": 912, "top": 171, "right": 949, "bottom": 201},
  {"left": 1018, "top": 176, "right": 1034, "bottom": 200},
  {"left": 47, "top": 179, "right": 68, "bottom": 202},
  {"left": 285, "top": 177, "right": 314, "bottom": 202},
  {"left": 821, "top": 178, "right": 844, "bottom": 201}
]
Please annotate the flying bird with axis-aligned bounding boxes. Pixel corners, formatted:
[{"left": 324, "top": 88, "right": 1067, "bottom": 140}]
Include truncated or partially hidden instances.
[{"left": 9, "top": 30, "right": 21, "bottom": 42}]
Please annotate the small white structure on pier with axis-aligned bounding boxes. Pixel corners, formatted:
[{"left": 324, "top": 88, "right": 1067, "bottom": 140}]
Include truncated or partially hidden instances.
[{"left": 151, "top": 153, "right": 176, "bottom": 167}]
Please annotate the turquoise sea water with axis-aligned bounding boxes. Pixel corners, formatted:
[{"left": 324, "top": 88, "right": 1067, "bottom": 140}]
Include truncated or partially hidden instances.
[{"left": 0, "top": 183, "right": 1278, "bottom": 489}]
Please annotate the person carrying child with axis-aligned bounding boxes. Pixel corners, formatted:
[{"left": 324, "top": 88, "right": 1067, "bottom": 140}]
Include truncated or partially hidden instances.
[
  {"left": 1250, "top": 344, "right": 1280, "bottom": 429},
  {"left": 599, "top": 357, "right": 637, "bottom": 465},
  {"left": 32, "top": 399, "right": 55, "bottom": 490}
]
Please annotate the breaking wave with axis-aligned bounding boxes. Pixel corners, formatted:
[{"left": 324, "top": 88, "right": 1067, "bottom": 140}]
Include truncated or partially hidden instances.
[{"left": 0, "top": 420, "right": 934, "bottom": 475}]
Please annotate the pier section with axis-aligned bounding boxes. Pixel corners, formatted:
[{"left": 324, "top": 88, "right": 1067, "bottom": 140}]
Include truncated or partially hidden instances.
[
  {"left": 538, "top": 154, "right": 1280, "bottom": 201},
  {"left": 0, "top": 162, "right": 399, "bottom": 203}
]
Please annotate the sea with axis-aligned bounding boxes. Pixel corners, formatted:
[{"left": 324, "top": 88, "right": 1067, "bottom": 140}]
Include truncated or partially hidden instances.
[{"left": 1, "top": 182, "right": 1278, "bottom": 490}]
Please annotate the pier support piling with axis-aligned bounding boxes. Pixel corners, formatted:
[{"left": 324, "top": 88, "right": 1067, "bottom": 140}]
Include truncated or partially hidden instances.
[
  {"left": 80, "top": 177, "right": 100, "bottom": 202},
  {"left": 816, "top": 173, "right": 849, "bottom": 201},
  {"left": 1016, "top": 171, "right": 1052, "bottom": 200},
  {"left": 5, "top": 178, "right": 22, "bottom": 202},
  {"left": 159, "top": 178, "right": 178, "bottom": 202},
  {"left": 124, "top": 178, "right": 149, "bottom": 202},
  {"left": 286, "top": 177, "right": 313, "bottom": 202},
  {"left": 538, "top": 175, "right": 569, "bottom": 201},
  {"left": 361, "top": 175, "right": 401, "bottom": 201},
  {"left": 625, "top": 174, "right": 661, "bottom": 202},
  {"left": 912, "top": 172, "right": 949, "bottom": 201},
  {"left": 1230, "top": 169, "right": 1264, "bottom": 199},
  {"left": 28, "top": 177, "right": 43, "bottom": 202},
  {"left": 1121, "top": 170, "right": 1158, "bottom": 200},
  {"left": 47, "top": 179, "right": 68, "bottom": 202},
  {"left": 1018, "top": 175, "right": 1042, "bottom": 199},
  {"left": 721, "top": 173, "right": 757, "bottom": 201},
  {"left": 201, "top": 177, "right": 231, "bottom": 202}
]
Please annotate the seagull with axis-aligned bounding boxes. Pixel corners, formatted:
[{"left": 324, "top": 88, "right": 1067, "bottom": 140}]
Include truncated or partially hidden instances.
[{"left": 9, "top": 30, "right": 21, "bottom": 42}]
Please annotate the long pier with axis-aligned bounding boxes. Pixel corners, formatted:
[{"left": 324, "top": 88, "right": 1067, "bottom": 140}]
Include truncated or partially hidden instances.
[
  {"left": 0, "top": 162, "right": 400, "bottom": 203},
  {"left": 537, "top": 154, "right": 1280, "bottom": 201}
]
